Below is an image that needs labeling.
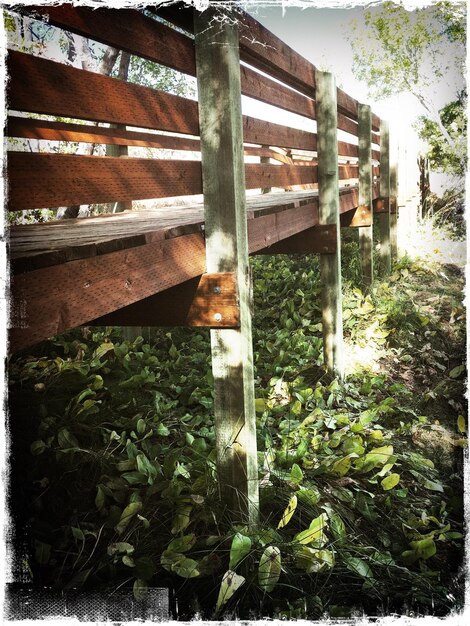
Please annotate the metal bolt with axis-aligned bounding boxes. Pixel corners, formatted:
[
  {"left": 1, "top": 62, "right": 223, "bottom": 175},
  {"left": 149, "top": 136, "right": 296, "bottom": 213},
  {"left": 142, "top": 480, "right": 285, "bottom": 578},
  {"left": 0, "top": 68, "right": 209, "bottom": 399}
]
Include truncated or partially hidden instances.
[
  {"left": 213, "top": 286, "right": 221, "bottom": 295},
  {"left": 84, "top": 281, "right": 90, "bottom": 288},
  {"left": 125, "top": 279, "right": 132, "bottom": 289},
  {"left": 214, "top": 313, "right": 222, "bottom": 322}
]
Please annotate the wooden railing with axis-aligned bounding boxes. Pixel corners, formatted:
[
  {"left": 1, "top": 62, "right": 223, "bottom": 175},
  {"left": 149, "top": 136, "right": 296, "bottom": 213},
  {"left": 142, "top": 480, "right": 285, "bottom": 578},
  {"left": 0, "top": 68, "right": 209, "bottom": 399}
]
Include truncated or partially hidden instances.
[{"left": 5, "top": 3, "right": 402, "bottom": 523}]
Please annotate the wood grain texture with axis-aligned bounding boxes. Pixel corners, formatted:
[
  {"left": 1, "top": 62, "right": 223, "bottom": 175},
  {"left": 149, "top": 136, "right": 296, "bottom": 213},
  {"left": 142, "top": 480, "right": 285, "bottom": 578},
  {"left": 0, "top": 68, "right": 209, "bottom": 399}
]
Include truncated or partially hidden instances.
[
  {"left": 377, "top": 119, "right": 391, "bottom": 275},
  {"left": 89, "top": 273, "right": 240, "bottom": 328},
  {"left": 6, "top": 116, "right": 202, "bottom": 151},
  {"left": 357, "top": 103, "right": 373, "bottom": 288},
  {"left": 26, "top": 4, "right": 317, "bottom": 121},
  {"left": 8, "top": 51, "right": 200, "bottom": 134},
  {"left": 7, "top": 152, "right": 320, "bottom": 210},
  {"left": 7, "top": 153, "right": 203, "bottom": 210},
  {"left": 10, "top": 232, "right": 207, "bottom": 352},
  {"left": 253, "top": 224, "right": 337, "bottom": 255},
  {"left": 29, "top": 4, "right": 197, "bottom": 76},
  {"left": 195, "top": 7, "right": 258, "bottom": 524},
  {"left": 243, "top": 117, "right": 316, "bottom": 151},
  {"left": 316, "top": 69, "right": 344, "bottom": 378}
]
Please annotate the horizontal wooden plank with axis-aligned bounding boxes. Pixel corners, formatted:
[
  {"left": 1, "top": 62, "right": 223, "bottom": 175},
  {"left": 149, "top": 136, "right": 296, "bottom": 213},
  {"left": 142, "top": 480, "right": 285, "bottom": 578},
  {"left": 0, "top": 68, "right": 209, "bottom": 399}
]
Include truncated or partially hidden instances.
[
  {"left": 243, "top": 117, "right": 316, "bottom": 151},
  {"left": 338, "top": 141, "right": 358, "bottom": 159},
  {"left": 246, "top": 164, "right": 317, "bottom": 189},
  {"left": 90, "top": 272, "right": 240, "bottom": 328},
  {"left": 8, "top": 51, "right": 200, "bottom": 134},
  {"left": 337, "top": 112, "right": 358, "bottom": 136},
  {"left": 238, "top": 12, "right": 317, "bottom": 97},
  {"left": 372, "top": 149, "right": 381, "bottom": 161},
  {"left": 7, "top": 153, "right": 203, "bottom": 209},
  {"left": 6, "top": 116, "right": 202, "bottom": 151},
  {"left": 30, "top": 4, "right": 197, "bottom": 75},
  {"left": 339, "top": 165, "right": 358, "bottom": 180},
  {"left": 7, "top": 117, "right": 314, "bottom": 161},
  {"left": 8, "top": 52, "right": 316, "bottom": 152},
  {"left": 253, "top": 224, "right": 337, "bottom": 255},
  {"left": 248, "top": 201, "right": 319, "bottom": 252},
  {"left": 26, "top": 5, "right": 318, "bottom": 122},
  {"left": 154, "top": 4, "right": 317, "bottom": 98},
  {"left": 9, "top": 232, "right": 207, "bottom": 353},
  {"left": 339, "top": 187, "right": 360, "bottom": 213},
  {"left": 241, "top": 64, "right": 316, "bottom": 119},
  {"left": 337, "top": 88, "right": 357, "bottom": 120},
  {"left": 7, "top": 153, "right": 320, "bottom": 210}
]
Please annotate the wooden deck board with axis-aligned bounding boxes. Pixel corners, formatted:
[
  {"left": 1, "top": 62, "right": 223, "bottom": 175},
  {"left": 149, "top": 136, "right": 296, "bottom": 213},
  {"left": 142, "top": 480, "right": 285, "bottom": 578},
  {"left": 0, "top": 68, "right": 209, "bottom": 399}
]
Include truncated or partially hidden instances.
[{"left": 9, "top": 187, "right": 368, "bottom": 353}]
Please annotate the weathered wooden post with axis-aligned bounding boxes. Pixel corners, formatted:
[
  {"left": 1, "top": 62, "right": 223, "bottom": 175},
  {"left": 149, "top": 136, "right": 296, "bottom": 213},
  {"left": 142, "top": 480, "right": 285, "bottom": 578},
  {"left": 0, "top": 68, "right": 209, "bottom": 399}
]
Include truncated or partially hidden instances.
[
  {"left": 194, "top": 8, "right": 259, "bottom": 525},
  {"left": 358, "top": 104, "right": 373, "bottom": 290},
  {"left": 316, "top": 70, "right": 344, "bottom": 379},
  {"left": 390, "top": 158, "right": 398, "bottom": 261},
  {"left": 376, "top": 119, "right": 391, "bottom": 275},
  {"left": 260, "top": 146, "right": 271, "bottom": 194}
]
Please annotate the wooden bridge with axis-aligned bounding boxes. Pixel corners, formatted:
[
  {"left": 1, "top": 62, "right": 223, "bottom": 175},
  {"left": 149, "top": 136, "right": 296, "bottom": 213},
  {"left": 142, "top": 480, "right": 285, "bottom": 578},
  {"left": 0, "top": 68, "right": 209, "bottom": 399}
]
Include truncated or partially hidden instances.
[{"left": 5, "top": 3, "right": 407, "bottom": 522}]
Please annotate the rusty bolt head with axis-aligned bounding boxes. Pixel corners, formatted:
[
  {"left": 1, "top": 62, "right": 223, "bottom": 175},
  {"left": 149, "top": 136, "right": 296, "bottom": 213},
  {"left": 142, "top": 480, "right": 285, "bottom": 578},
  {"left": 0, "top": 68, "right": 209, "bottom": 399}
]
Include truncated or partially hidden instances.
[{"left": 213, "top": 286, "right": 221, "bottom": 295}]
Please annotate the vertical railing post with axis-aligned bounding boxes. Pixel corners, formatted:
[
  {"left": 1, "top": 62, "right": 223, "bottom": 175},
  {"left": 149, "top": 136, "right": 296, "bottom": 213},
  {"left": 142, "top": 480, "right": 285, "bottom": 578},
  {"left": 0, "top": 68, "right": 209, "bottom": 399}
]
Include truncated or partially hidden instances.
[
  {"left": 376, "top": 119, "right": 391, "bottom": 275},
  {"left": 390, "top": 155, "right": 398, "bottom": 261},
  {"left": 316, "top": 70, "right": 344, "bottom": 379},
  {"left": 194, "top": 8, "right": 259, "bottom": 525},
  {"left": 358, "top": 103, "right": 373, "bottom": 290}
]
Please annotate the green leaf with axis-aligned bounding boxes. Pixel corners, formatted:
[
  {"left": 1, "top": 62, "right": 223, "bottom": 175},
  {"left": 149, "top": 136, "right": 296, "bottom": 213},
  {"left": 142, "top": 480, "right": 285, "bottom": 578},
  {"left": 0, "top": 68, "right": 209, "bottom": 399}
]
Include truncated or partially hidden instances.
[
  {"left": 172, "top": 556, "right": 200, "bottom": 578},
  {"left": 133, "top": 578, "right": 148, "bottom": 601},
  {"left": 410, "top": 537, "right": 436, "bottom": 560},
  {"left": 343, "top": 554, "right": 373, "bottom": 578},
  {"left": 290, "top": 463, "right": 303, "bottom": 484},
  {"left": 122, "top": 556, "right": 135, "bottom": 567},
  {"left": 449, "top": 364, "right": 464, "bottom": 378},
  {"left": 57, "top": 428, "right": 79, "bottom": 449},
  {"left": 156, "top": 423, "right": 170, "bottom": 436},
  {"left": 95, "top": 485, "right": 106, "bottom": 510},
  {"left": 216, "top": 570, "right": 245, "bottom": 612},
  {"left": 291, "top": 399, "right": 302, "bottom": 416},
  {"left": 93, "top": 342, "right": 114, "bottom": 361},
  {"left": 229, "top": 533, "right": 252, "bottom": 568},
  {"left": 30, "top": 440, "right": 47, "bottom": 455},
  {"left": 258, "top": 546, "right": 281, "bottom": 592},
  {"left": 171, "top": 505, "right": 192, "bottom": 534},
  {"left": 107, "top": 542, "right": 134, "bottom": 556},
  {"left": 255, "top": 398, "right": 267, "bottom": 413},
  {"left": 71, "top": 527, "right": 85, "bottom": 541},
  {"left": 115, "top": 502, "right": 142, "bottom": 535},
  {"left": 297, "top": 486, "right": 321, "bottom": 506},
  {"left": 277, "top": 494, "right": 298, "bottom": 529},
  {"left": 294, "top": 513, "right": 328, "bottom": 545},
  {"left": 330, "top": 513, "right": 346, "bottom": 542},
  {"left": 295, "top": 545, "right": 335, "bottom": 573},
  {"left": 457, "top": 415, "right": 466, "bottom": 433},
  {"left": 381, "top": 473, "right": 400, "bottom": 491},
  {"left": 168, "top": 534, "right": 196, "bottom": 554},
  {"left": 331, "top": 455, "right": 352, "bottom": 477}
]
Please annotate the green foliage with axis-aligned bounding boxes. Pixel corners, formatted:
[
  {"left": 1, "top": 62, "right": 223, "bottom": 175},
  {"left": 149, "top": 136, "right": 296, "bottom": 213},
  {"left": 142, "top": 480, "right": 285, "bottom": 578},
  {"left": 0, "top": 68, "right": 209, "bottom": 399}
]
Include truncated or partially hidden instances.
[
  {"left": 8, "top": 254, "right": 465, "bottom": 618},
  {"left": 417, "top": 93, "right": 467, "bottom": 175},
  {"left": 349, "top": 1, "right": 466, "bottom": 175}
]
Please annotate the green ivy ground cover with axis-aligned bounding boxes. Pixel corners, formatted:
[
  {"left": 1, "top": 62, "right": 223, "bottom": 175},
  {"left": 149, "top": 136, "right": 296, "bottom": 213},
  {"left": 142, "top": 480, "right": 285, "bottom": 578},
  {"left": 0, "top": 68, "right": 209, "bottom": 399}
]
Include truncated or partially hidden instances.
[{"left": 7, "top": 246, "right": 466, "bottom": 619}]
